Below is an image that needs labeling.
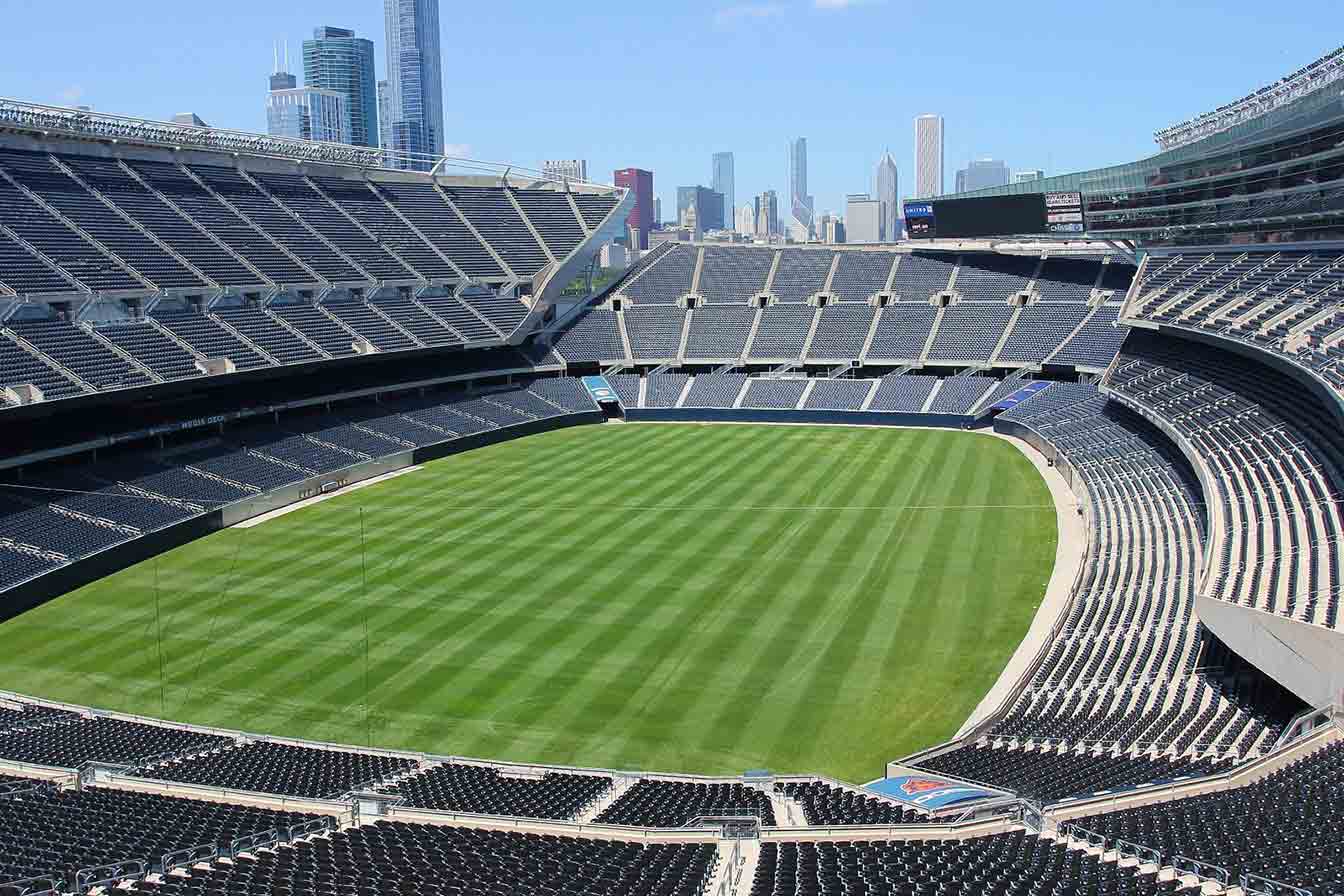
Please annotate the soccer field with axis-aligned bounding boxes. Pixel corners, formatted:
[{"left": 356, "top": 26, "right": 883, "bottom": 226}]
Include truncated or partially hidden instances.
[{"left": 0, "top": 423, "right": 1057, "bottom": 783}]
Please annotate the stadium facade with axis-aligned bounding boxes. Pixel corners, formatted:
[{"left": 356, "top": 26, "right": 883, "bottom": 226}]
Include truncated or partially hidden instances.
[
  {"left": 1, "top": 45, "right": 1344, "bottom": 896},
  {"left": 935, "top": 46, "right": 1344, "bottom": 246}
]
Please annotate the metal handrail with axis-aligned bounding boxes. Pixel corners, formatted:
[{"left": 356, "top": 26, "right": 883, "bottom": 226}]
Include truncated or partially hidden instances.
[
  {"left": 1243, "top": 872, "right": 1314, "bottom": 896},
  {"left": 0, "top": 97, "right": 616, "bottom": 190},
  {"left": 74, "top": 858, "right": 147, "bottom": 892},
  {"left": 1172, "top": 854, "right": 1230, "bottom": 886}
]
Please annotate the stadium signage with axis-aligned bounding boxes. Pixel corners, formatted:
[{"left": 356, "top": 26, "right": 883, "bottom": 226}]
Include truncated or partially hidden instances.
[
  {"left": 867, "top": 774, "right": 1000, "bottom": 809},
  {"left": 1044, "top": 191, "right": 1086, "bottom": 234}
]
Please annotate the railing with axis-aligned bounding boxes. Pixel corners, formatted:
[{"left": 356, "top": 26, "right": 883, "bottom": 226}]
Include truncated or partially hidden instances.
[
  {"left": 230, "top": 828, "right": 282, "bottom": 855},
  {"left": 0, "top": 874, "right": 63, "bottom": 896},
  {"left": 1243, "top": 872, "right": 1315, "bottom": 896},
  {"left": 0, "top": 97, "right": 616, "bottom": 190},
  {"left": 161, "top": 843, "right": 218, "bottom": 872},
  {"left": 1172, "top": 854, "right": 1230, "bottom": 887},
  {"left": 1113, "top": 839, "right": 1162, "bottom": 865},
  {"left": 74, "top": 859, "right": 147, "bottom": 892}
]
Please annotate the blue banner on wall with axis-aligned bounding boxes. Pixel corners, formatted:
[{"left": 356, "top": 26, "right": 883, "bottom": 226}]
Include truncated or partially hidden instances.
[
  {"left": 991, "top": 381, "right": 1053, "bottom": 412},
  {"left": 581, "top": 376, "right": 622, "bottom": 406},
  {"left": 866, "top": 775, "right": 999, "bottom": 809}
]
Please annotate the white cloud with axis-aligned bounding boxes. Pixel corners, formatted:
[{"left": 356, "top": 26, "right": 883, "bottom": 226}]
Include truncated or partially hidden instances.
[
  {"left": 713, "top": 3, "right": 786, "bottom": 26},
  {"left": 59, "top": 85, "right": 84, "bottom": 106},
  {"left": 443, "top": 143, "right": 473, "bottom": 158}
]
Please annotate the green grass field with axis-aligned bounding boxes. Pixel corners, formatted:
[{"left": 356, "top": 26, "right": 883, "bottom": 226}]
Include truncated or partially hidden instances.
[{"left": 0, "top": 423, "right": 1056, "bottom": 782}]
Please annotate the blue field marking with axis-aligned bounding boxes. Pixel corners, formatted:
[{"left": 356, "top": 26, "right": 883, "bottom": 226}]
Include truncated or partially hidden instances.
[
  {"left": 866, "top": 774, "right": 1000, "bottom": 809},
  {"left": 581, "top": 375, "right": 622, "bottom": 406},
  {"left": 992, "top": 381, "right": 1053, "bottom": 412}
]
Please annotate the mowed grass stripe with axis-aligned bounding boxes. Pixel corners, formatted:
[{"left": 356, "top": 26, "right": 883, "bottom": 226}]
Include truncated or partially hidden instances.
[{"left": 0, "top": 424, "right": 1054, "bottom": 781}]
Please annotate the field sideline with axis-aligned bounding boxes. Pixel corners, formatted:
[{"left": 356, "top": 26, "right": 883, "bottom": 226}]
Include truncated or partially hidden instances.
[{"left": 0, "top": 423, "right": 1056, "bottom": 782}]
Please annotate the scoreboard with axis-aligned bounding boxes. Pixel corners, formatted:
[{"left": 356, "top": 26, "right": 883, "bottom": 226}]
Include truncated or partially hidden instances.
[{"left": 903, "top": 192, "right": 1088, "bottom": 239}]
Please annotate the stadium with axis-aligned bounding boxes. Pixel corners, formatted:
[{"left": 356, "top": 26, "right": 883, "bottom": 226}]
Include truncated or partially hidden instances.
[{"left": 0, "top": 38, "right": 1342, "bottom": 896}]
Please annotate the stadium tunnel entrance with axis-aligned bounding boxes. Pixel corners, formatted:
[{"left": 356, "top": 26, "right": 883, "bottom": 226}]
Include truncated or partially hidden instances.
[{"left": 581, "top": 375, "right": 626, "bottom": 420}]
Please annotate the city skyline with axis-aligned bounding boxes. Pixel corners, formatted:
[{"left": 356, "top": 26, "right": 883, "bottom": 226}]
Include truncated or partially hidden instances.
[{"left": 10, "top": 1, "right": 1337, "bottom": 217}]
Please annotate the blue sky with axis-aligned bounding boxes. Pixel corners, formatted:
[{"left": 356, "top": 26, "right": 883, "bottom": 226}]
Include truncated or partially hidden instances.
[{"left": 1, "top": 1, "right": 1335, "bottom": 219}]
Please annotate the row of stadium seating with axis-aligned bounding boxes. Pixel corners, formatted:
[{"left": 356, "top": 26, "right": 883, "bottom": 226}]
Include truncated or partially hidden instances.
[
  {"left": 912, "top": 382, "right": 1301, "bottom": 799},
  {"left": 0, "top": 145, "right": 617, "bottom": 293},
  {"left": 604, "top": 372, "right": 1036, "bottom": 416},
  {"left": 774, "top": 781, "right": 930, "bottom": 827},
  {"left": 1067, "top": 739, "right": 1344, "bottom": 893},
  {"left": 1106, "top": 330, "right": 1344, "bottom": 630},
  {"left": 614, "top": 244, "right": 1132, "bottom": 307},
  {"left": 1123, "top": 247, "right": 1344, "bottom": 394},
  {"left": 551, "top": 300, "right": 1126, "bottom": 368},
  {"left": 0, "top": 290, "right": 528, "bottom": 399},
  {"left": 750, "top": 830, "right": 1182, "bottom": 896},
  {"left": 0, "top": 779, "right": 328, "bottom": 885},
  {"left": 119, "top": 821, "right": 719, "bottom": 896},
  {"left": 0, "top": 377, "right": 599, "bottom": 591}
]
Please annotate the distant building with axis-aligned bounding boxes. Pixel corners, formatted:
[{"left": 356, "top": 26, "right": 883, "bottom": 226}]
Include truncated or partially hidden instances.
[
  {"left": 171, "top": 113, "right": 209, "bottom": 127},
  {"left": 711, "top": 152, "right": 735, "bottom": 226},
  {"left": 648, "top": 227, "right": 695, "bottom": 249},
  {"left": 875, "top": 151, "right": 899, "bottom": 242},
  {"left": 267, "top": 69, "right": 349, "bottom": 144},
  {"left": 757, "top": 190, "right": 780, "bottom": 237},
  {"left": 615, "top": 168, "right": 654, "bottom": 250},
  {"left": 676, "top": 185, "right": 725, "bottom": 232},
  {"left": 845, "top": 193, "right": 881, "bottom": 243},
  {"left": 1014, "top": 169, "right": 1046, "bottom": 183},
  {"left": 543, "top": 159, "right": 588, "bottom": 184},
  {"left": 915, "top": 114, "right": 944, "bottom": 198},
  {"left": 789, "top": 137, "right": 814, "bottom": 237},
  {"left": 599, "top": 242, "right": 628, "bottom": 270},
  {"left": 303, "top": 26, "right": 378, "bottom": 147},
  {"left": 376, "top": 79, "right": 392, "bottom": 159},
  {"left": 383, "top": 0, "right": 444, "bottom": 166},
  {"left": 735, "top": 204, "right": 756, "bottom": 236},
  {"left": 956, "top": 158, "right": 1010, "bottom": 193},
  {"left": 825, "top": 216, "right": 845, "bottom": 245},
  {"left": 653, "top": 197, "right": 662, "bottom": 227}
]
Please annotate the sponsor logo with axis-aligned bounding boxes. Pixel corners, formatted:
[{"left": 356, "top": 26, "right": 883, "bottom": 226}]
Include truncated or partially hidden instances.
[{"left": 899, "top": 778, "right": 950, "bottom": 795}]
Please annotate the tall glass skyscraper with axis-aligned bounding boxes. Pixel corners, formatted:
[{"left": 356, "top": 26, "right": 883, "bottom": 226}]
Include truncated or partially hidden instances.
[
  {"left": 383, "top": 0, "right": 444, "bottom": 167},
  {"left": 303, "top": 27, "right": 379, "bottom": 148},
  {"left": 711, "top": 152, "right": 734, "bottom": 227},
  {"left": 915, "top": 115, "right": 945, "bottom": 198},
  {"left": 875, "top": 151, "right": 899, "bottom": 242},
  {"left": 788, "top": 137, "right": 813, "bottom": 238}
]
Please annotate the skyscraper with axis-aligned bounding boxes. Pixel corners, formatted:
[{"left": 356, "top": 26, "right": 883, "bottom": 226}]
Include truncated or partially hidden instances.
[
  {"left": 875, "top": 151, "right": 899, "bottom": 242},
  {"left": 542, "top": 159, "right": 588, "bottom": 184},
  {"left": 757, "top": 190, "right": 780, "bottom": 237},
  {"left": 845, "top": 194, "right": 881, "bottom": 243},
  {"left": 676, "top": 186, "right": 725, "bottom": 232},
  {"left": 789, "top": 137, "right": 814, "bottom": 237},
  {"left": 377, "top": 79, "right": 392, "bottom": 160},
  {"left": 303, "top": 26, "right": 378, "bottom": 147},
  {"left": 955, "top": 158, "right": 1010, "bottom": 193},
  {"left": 735, "top": 204, "right": 756, "bottom": 237},
  {"left": 915, "top": 115, "right": 944, "bottom": 198},
  {"left": 614, "top": 168, "right": 654, "bottom": 250},
  {"left": 711, "top": 152, "right": 735, "bottom": 226},
  {"left": 383, "top": 0, "right": 444, "bottom": 166},
  {"left": 267, "top": 68, "right": 349, "bottom": 144}
]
